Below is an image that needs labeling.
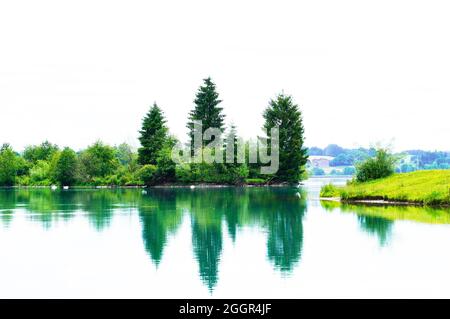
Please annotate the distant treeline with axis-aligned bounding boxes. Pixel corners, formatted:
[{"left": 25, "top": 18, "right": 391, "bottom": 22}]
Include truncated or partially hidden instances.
[{"left": 308, "top": 144, "right": 450, "bottom": 171}]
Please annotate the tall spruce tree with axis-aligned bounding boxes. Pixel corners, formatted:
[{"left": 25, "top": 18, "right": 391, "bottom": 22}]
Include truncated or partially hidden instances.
[
  {"left": 225, "top": 123, "right": 239, "bottom": 166},
  {"left": 138, "top": 103, "right": 169, "bottom": 165},
  {"left": 187, "top": 77, "right": 225, "bottom": 149},
  {"left": 263, "top": 93, "right": 308, "bottom": 183}
]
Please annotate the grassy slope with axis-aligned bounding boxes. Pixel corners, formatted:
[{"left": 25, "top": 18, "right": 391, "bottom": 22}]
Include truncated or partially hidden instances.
[{"left": 321, "top": 170, "right": 450, "bottom": 205}]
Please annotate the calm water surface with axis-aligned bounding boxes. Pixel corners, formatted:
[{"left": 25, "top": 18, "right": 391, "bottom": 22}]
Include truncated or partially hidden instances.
[{"left": 1, "top": 177, "right": 450, "bottom": 298}]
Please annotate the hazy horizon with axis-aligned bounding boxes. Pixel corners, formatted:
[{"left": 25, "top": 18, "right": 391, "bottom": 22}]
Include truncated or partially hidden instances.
[{"left": 1, "top": 1, "right": 449, "bottom": 153}]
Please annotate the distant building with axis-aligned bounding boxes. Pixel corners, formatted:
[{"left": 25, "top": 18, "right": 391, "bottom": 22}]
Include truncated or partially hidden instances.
[{"left": 308, "top": 156, "right": 334, "bottom": 168}]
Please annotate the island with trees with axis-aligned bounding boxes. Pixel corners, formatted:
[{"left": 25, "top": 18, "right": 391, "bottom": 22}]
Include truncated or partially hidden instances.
[{"left": 0, "top": 77, "right": 308, "bottom": 188}]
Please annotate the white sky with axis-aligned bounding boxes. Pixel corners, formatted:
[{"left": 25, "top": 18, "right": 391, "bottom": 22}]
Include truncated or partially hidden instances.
[{"left": 0, "top": 0, "right": 449, "bottom": 152}]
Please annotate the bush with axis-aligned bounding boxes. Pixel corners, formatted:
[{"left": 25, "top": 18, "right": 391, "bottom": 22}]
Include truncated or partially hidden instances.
[
  {"left": 137, "top": 164, "right": 158, "bottom": 186},
  {"left": 154, "top": 146, "right": 176, "bottom": 183},
  {"left": 355, "top": 149, "right": 396, "bottom": 182},
  {"left": 225, "top": 165, "right": 249, "bottom": 185},
  {"left": 29, "top": 160, "right": 52, "bottom": 185}
]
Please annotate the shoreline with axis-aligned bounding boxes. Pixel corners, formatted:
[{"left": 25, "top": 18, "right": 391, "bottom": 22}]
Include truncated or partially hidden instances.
[
  {"left": 0, "top": 182, "right": 300, "bottom": 190},
  {"left": 320, "top": 197, "right": 450, "bottom": 208}
]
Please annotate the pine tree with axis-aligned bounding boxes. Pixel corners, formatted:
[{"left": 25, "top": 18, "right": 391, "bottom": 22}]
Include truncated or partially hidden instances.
[
  {"left": 225, "top": 124, "right": 239, "bottom": 166},
  {"left": 224, "top": 124, "right": 249, "bottom": 184},
  {"left": 187, "top": 77, "right": 225, "bottom": 149},
  {"left": 138, "top": 103, "right": 169, "bottom": 165},
  {"left": 262, "top": 93, "right": 308, "bottom": 183}
]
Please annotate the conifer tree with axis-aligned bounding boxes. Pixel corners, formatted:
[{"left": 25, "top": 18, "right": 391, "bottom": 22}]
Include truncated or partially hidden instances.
[
  {"left": 138, "top": 103, "right": 169, "bottom": 165},
  {"left": 225, "top": 124, "right": 239, "bottom": 166},
  {"left": 262, "top": 93, "right": 308, "bottom": 183},
  {"left": 187, "top": 77, "right": 225, "bottom": 149}
]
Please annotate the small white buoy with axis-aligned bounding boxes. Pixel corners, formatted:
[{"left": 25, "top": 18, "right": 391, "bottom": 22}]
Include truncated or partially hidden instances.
[
  {"left": 51, "top": 185, "right": 58, "bottom": 190},
  {"left": 190, "top": 185, "right": 195, "bottom": 189},
  {"left": 63, "top": 186, "right": 69, "bottom": 190},
  {"left": 142, "top": 190, "right": 147, "bottom": 195}
]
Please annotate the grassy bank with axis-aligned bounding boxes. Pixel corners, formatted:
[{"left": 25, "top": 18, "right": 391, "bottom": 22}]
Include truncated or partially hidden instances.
[{"left": 320, "top": 170, "right": 450, "bottom": 206}]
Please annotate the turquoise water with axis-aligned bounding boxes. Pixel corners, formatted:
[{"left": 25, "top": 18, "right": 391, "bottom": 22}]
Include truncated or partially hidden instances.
[{"left": 1, "top": 178, "right": 450, "bottom": 298}]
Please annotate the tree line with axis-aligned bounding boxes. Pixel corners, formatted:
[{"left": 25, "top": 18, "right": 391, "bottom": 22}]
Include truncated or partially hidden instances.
[{"left": 0, "top": 77, "right": 308, "bottom": 187}]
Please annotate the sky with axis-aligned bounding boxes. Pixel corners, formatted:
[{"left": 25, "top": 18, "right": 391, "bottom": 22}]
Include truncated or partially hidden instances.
[{"left": 0, "top": 0, "right": 449, "bottom": 152}]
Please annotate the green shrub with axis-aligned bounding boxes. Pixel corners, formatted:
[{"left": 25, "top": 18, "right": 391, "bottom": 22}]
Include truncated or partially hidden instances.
[
  {"left": 16, "top": 175, "right": 30, "bottom": 186},
  {"left": 356, "top": 148, "right": 396, "bottom": 182},
  {"left": 423, "top": 191, "right": 445, "bottom": 206},
  {"left": 226, "top": 165, "right": 249, "bottom": 185},
  {"left": 320, "top": 183, "right": 340, "bottom": 197},
  {"left": 175, "top": 164, "right": 193, "bottom": 183},
  {"left": 137, "top": 164, "right": 158, "bottom": 186},
  {"left": 29, "top": 160, "right": 52, "bottom": 185}
]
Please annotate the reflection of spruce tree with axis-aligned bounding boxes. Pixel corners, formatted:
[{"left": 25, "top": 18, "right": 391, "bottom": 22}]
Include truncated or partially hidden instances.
[
  {"left": 189, "top": 190, "right": 225, "bottom": 291},
  {"left": 138, "top": 190, "right": 182, "bottom": 266},
  {"left": 248, "top": 188, "right": 307, "bottom": 273},
  {"left": 358, "top": 215, "right": 393, "bottom": 246},
  {"left": 266, "top": 209, "right": 304, "bottom": 272},
  {"left": 223, "top": 188, "right": 246, "bottom": 243},
  {"left": 191, "top": 220, "right": 222, "bottom": 291}
]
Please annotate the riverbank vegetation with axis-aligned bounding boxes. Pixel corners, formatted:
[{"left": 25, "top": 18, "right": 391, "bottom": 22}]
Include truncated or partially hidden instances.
[
  {"left": 0, "top": 77, "right": 308, "bottom": 187},
  {"left": 321, "top": 170, "right": 450, "bottom": 206}
]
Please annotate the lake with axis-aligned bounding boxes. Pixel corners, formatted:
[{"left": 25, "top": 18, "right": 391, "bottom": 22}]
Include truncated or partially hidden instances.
[{"left": 1, "top": 177, "right": 450, "bottom": 298}]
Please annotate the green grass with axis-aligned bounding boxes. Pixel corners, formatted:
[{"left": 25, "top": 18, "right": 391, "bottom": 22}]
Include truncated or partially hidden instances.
[
  {"left": 245, "top": 178, "right": 267, "bottom": 185},
  {"left": 320, "top": 183, "right": 340, "bottom": 197},
  {"left": 320, "top": 170, "right": 450, "bottom": 206}
]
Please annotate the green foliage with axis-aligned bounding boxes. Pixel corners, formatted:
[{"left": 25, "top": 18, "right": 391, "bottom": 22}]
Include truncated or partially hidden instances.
[
  {"left": 0, "top": 144, "right": 20, "bottom": 186},
  {"left": 187, "top": 77, "right": 225, "bottom": 148},
  {"left": 29, "top": 160, "right": 52, "bottom": 185},
  {"left": 175, "top": 164, "right": 193, "bottom": 183},
  {"left": 115, "top": 143, "right": 136, "bottom": 167},
  {"left": 137, "top": 164, "right": 158, "bottom": 186},
  {"left": 78, "top": 141, "right": 119, "bottom": 183},
  {"left": 356, "top": 149, "right": 397, "bottom": 182},
  {"left": 23, "top": 141, "right": 59, "bottom": 164},
  {"left": 320, "top": 184, "right": 340, "bottom": 197},
  {"left": 174, "top": 161, "right": 249, "bottom": 185},
  {"left": 154, "top": 142, "right": 177, "bottom": 183},
  {"left": 138, "top": 103, "right": 169, "bottom": 166},
  {"left": 53, "top": 148, "right": 78, "bottom": 186},
  {"left": 262, "top": 93, "right": 308, "bottom": 183}
]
